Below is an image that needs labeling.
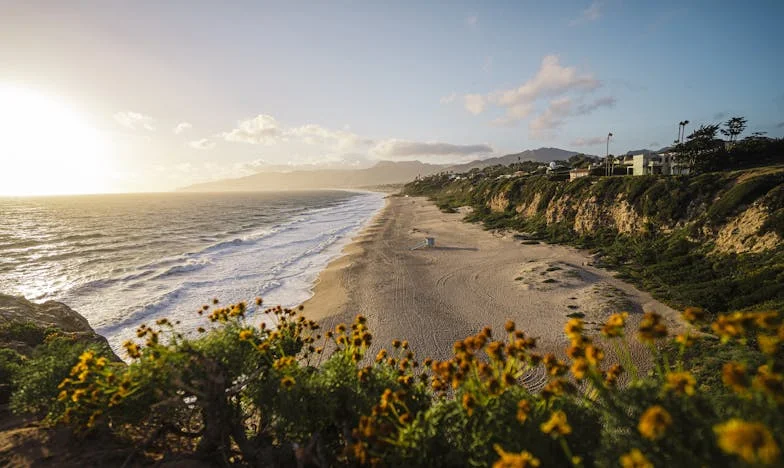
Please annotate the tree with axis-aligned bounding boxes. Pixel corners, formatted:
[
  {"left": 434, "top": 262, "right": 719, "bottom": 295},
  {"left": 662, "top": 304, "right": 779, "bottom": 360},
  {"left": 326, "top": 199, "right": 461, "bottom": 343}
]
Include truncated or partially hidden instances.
[
  {"left": 678, "top": 124, "right": 724, "bottom": 173},
  {"left": 720, "top": 116, "right": 747, "bottom": 145}
]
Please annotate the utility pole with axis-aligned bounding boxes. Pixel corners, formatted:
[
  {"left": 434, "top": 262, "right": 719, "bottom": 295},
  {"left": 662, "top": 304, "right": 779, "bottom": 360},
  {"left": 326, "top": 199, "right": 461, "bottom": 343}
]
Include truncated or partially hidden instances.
[{"left": 606, "top": 132, "right": 613, "bottom": 176}]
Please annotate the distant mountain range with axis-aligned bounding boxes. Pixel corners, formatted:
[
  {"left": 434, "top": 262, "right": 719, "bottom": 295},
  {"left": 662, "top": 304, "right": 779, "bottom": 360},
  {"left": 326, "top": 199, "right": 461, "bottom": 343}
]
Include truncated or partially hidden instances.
[
  {"left": 177, "top": 147, "right": 585, "bottom": 192},
  {"left": 443, "top": 147, "right": 582, "bottom": 173}
]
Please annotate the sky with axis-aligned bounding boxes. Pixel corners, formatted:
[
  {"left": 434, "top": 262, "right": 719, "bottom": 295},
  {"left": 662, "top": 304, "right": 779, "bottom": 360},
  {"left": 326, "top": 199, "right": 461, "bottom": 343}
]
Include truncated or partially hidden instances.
[{"left": 1, "top": 0, "right": 783, "bottom": 194}]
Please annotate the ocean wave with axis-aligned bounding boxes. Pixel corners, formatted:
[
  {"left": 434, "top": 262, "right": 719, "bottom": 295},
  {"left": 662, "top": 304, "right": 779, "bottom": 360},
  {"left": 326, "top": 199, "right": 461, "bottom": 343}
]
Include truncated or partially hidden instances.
[{"left": 48, "top": 191, "right": 385, "bottom": 346}]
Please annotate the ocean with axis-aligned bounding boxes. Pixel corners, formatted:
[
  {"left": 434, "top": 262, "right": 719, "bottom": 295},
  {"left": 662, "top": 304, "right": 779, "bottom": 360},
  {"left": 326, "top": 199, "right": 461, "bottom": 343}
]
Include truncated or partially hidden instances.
[{"left": 0, "top": 190, "right": 385, "bottom": 351}]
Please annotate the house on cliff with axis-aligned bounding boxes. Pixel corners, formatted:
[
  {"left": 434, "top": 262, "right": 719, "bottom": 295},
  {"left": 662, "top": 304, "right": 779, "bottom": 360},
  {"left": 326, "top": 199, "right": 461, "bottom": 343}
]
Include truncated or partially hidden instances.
[{"left": 622, "top": 153, "right": 690, "bottom": 176}]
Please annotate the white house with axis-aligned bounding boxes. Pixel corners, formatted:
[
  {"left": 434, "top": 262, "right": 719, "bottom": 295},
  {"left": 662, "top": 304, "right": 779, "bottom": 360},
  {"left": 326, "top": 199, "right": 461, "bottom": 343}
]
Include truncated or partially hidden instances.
[{"left": 626, "top": 153, "right": 690, "bottom": 176}]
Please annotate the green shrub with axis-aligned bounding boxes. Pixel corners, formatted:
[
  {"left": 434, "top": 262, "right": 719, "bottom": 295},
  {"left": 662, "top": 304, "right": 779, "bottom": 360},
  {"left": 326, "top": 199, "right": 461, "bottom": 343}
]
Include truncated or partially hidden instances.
[
  {"left": 0, "top": 321, "right": 53, "bottom": 347},
  {"left": 707, "top": 173, "right": 783, "bottom": 224},
  {"left": 9, "top": 334, "right": 108, "bottom": 417}
]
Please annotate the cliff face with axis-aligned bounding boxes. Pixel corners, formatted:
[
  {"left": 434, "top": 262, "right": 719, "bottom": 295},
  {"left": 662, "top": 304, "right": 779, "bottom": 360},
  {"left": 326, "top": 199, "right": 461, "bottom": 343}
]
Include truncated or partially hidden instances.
[
  {"left": 404, "top": 167, "right": 784, "bottom": 313},
  {"left": 407, "top": 168, "right": 784, "bottom": 256}
]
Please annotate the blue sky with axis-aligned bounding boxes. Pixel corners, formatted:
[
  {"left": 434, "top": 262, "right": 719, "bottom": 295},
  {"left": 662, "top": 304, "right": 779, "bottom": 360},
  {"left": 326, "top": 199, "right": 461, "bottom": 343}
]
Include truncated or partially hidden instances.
[{"left": 1, "top": 1, "right": 783, "bottom": 192}]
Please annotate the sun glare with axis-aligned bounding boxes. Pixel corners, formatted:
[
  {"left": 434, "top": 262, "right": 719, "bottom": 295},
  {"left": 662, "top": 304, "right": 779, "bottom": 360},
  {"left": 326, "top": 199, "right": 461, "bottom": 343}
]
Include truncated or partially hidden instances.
[{"left": 0, "top": 85, "right": 110, "bottom": 196}]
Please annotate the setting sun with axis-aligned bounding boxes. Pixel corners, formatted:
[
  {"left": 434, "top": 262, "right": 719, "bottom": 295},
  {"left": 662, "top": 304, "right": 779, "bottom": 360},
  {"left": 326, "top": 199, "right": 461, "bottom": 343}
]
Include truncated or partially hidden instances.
[{"left": 0, "top": 85, "right": 109, "bottom": 196}]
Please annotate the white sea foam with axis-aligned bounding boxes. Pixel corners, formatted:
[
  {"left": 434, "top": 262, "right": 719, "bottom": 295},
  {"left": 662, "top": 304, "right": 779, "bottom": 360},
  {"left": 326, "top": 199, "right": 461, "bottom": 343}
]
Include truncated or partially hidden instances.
[{"left": 71, "top": 191, "right": 386, "bottom": 353}]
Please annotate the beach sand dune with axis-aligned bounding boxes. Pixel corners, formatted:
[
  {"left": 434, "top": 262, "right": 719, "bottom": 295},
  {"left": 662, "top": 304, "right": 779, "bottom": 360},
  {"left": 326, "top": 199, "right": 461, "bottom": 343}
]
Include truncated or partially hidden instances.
[{"left": 303, "top": 196, "right": 683, "bottom": 386}]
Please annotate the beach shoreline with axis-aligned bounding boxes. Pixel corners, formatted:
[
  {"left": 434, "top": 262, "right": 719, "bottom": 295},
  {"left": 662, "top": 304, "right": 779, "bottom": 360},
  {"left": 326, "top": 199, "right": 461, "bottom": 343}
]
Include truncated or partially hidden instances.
[{"left": 303, "top": 196, "right": 684, "bottom": 385}]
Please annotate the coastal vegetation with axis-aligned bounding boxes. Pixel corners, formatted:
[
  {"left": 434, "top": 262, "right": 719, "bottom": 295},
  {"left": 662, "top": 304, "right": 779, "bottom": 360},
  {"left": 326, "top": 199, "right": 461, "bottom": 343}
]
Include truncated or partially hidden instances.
[
  {"left": 403, "top": 160, "right": 784, "bottom": 315},
  {"left": 2, "top": 300, "right": 782, "bottom": 467}
]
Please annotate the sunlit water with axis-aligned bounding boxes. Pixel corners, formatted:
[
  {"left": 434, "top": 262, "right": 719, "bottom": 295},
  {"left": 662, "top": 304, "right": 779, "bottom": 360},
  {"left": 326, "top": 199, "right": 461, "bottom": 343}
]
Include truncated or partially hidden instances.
[{"left": 0, "top": 191, "right": 384, "bottom": 351}]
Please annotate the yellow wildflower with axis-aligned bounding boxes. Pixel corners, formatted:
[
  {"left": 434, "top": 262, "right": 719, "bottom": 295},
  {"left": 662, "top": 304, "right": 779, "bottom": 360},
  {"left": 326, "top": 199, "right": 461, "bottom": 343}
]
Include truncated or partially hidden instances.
[
  {"left": 602, "top": 312, "right": 628, "bottom": 338},
  {"left": 714, "top": 419, "right": 781, "bottom": 465},
  {"left": 585, "top": 344, "right": 604, "bottom": 366},
  {"left": 620, "top": 449, "right": 653, "bottom": 468},
  {"left": 238, "top": 329, "right": 253, "bottom": 341},
  {"left": 681, "top": 307, "right": 706, "bottom": 324},
  {"left": 754, "top": 311, "right": 779, "bottom": 330},
  {"left": 757, "top": 334, "right": 780, "bottom": 356},
  {"left": 564, "top": 318, "right": 583, "bottom": 340},
  {"left": 280, "top": 376, "right": 296, "bottom": 390},
  {"left": 638, "top": 312, "right": 668, "bottom": 343},
  {"left": 638, "top": 405, "right": 672, "bottom": 440},
  {"left": 752, "top": 365, "right": 784, "bottom": 403},
  {"left": 461, "top": 393, "right": 476, "bottom": 416},
  {"left": 570, "top": 358, "right": 589, "bottom": 380},
  {"left": 712, "top": 314, "right": 745, "bottom": 342},
  {"left": 492, "top": 445, "right": 540, "bottom": 468},
  {"left": 516, "top": 399, "right": 531, "bottom": 424},
  {"left": 722, "top": 362, "right": 748, "bottom": 394},
  {"left": 540, "top": 410, "right": 571, "bottom": 437},
  {"left": 675, "top": 333, "right": 695, "bottom": 347},
  {"left": 71, "top": 388, "right": 87, "bottom": 403},
  {"left": 664, "top": 371, "right": 697, "bottom": 396}
]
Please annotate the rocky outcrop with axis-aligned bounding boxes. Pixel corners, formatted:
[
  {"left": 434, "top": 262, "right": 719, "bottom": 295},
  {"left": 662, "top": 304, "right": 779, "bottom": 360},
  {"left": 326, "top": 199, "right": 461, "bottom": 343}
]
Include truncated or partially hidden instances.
[
  {"left": 488, "top": 192, "right": 510, "bottom": 213},
  {"left": 0, "top": 294, "right": 116, "bottom": 359}
]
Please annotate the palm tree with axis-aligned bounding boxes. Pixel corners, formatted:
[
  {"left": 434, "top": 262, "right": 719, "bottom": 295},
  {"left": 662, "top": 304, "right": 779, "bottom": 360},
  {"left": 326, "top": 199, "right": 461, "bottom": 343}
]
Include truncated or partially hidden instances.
[
  {"left": 720, "top": 116, "right": 747, "bottom": 145},
  {"left": 606, "top": 132, "right": 613, "bottom": 176},
  {"left": 681, "top": 120, "right": 690, "bottom": 143}
]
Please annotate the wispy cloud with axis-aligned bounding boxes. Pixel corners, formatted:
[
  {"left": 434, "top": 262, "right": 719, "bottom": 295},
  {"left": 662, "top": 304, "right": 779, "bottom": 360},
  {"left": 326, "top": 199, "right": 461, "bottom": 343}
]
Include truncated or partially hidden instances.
[
  {"left": 286, "top": 124, "right": 372, "bottom": 150},
  {"left": 222, "top": 114, "right": 283, "bottom": 145},
  {"left": 372, "top": 140, "right": 492, "bottom": 159},
  {"left": 570, "top": 2, "right": 602, "bottom": 26},
  {"left": 571, "top": 136, "right": 608, "bottom": 147},
  {"left": 460, "top": 55, "right": 612, "bottom": 137},
  {"left": 776, "top": 122, "right": 784, "bottom": 129},
  {"left": 440, "top": 93, "right": 457, "bottom": 104},
  {"left": 530, "top": 96, "right": 615, "bottom": 139},
  {"left": 465, "top": 15, "right": 478, "bottom": 28},
  {"left": 464, "top": 94, "right": 486, "bottom": 115},
  {"left": 173, "top": 122, "right": 192, "bottom": 134},
  {"left": 114, "top": 111, "right": 155, "bottom": 131},
  {"left": 189, "top": 138, "right": 215, "bottom": 150},
  {"left": 221, "top": 113, "right": 492, "bottom": 163}
]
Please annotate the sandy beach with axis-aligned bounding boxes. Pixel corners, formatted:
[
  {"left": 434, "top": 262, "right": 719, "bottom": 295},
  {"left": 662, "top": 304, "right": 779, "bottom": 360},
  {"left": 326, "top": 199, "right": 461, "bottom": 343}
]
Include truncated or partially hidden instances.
[{"left": 303, "top": 195, "right": 683, "bottom": 389}]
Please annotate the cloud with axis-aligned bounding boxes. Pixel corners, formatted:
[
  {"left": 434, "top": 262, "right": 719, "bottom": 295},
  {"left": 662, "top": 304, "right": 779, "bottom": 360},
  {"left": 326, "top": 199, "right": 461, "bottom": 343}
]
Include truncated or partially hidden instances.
[
  {"left": 571, "top": 136, "right": 608, "bottom": 147},
  {"left": 173, "top": 122, "right": 192, "bottom": 134},
  {"left": 576, "top": 96, "right": 616, "bottom": 115},
  {"left": 221, "top": 115, "right": 372, "bottom": 151},
  {"left": 649, "top": 142, "right": 661, "bottom": 148},
  {"left": 285, "top": 124, "right": 370, "bottom": 150},
  {"left": 466, "top": 15, "right": 478, "bottom": 28},
  {"left": 464, "top": 94, "right": 486, "bottom": 115},
  {"left": 491, "top": 55, "right": 600, "bottom": 108},
  {"left": 529, "top": 96, "right": 614, "bottom": 139},
  {"left": 776, "top": 122, "right": 784, "bottom": 129},
  {"left": 570, "top": 2, "right": 602, "bottom": 26},
  {"left": 373, "top": 140, "right": 492, "bottom": 159},
  {"left": 114, "top": 111, "right": 155, "bottom": 131},
  {"left": 713, "top": 112, "right": 727, "bottom": 121},
  {"left": 529, "top": 97, "right": 574, "bottom": 138},
  {"left": 189, "top": 138, "right": 215, "bottom": 150},
  {"left": 440, "top": 93, "right": 457, "bottom": 104},
  {"left": 491, "top": 103, "right": 534, "bottom": 127},
  {"left": 222, "top": 114, "right": 282, "bottom": 145},
  {"left": 462, "top": 55, "right": 602, "bottom": 127}
]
